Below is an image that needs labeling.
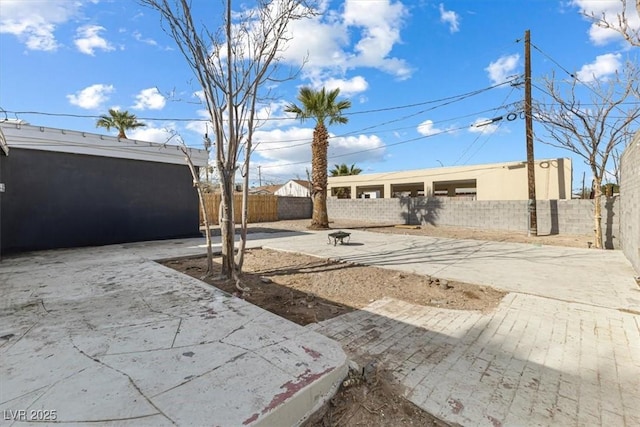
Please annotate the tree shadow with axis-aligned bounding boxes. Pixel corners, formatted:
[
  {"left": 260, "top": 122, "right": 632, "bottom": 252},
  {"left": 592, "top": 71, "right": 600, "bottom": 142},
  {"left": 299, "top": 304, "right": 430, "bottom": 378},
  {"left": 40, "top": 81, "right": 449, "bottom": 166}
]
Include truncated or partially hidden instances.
[
  {"left": 549, "top": 200, "right": 559, "bottom": 235},
  {"left": 398, "top": 196, "right": 443, "bottom": 226},
  {"left": 604, "top": 196, "right": 616, "bottom": 249}
]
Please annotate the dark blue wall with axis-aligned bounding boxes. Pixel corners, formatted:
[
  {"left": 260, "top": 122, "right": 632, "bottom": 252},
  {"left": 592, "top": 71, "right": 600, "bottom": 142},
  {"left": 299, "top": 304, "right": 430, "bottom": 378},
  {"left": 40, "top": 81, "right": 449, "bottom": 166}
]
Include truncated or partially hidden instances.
[{"left": 0, "top": 148, "right": 200, "bottom": 254}]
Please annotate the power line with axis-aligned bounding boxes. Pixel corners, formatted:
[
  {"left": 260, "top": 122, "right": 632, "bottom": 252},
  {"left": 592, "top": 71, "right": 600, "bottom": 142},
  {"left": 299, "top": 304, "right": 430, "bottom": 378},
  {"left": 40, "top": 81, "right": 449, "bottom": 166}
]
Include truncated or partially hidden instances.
[
  {"left": 0, "top": 78, "right": 518, "bottom": 125},
  {"left": 258, "top": 121, "right": 474, "bottom": 169}
]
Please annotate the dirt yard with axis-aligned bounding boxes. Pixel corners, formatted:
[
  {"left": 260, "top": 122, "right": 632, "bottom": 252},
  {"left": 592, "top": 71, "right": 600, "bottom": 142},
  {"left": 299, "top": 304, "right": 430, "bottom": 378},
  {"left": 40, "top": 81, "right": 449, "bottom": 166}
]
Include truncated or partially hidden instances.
[
  {"left": 165, "top": 219, "right": 593, "bottom": 425},
  {"left": 163, "top": 248, "right": 505, "bottom": 326}
]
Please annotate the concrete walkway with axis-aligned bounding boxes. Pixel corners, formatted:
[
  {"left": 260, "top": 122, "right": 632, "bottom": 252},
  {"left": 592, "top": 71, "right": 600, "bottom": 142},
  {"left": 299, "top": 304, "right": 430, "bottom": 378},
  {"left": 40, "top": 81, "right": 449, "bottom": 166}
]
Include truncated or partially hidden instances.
[
  {"left": 0, "top": 234, "right": 347, "bottom": 426},
  {"left": 257, "top": 230, "right": 640, "bottom": 426}
]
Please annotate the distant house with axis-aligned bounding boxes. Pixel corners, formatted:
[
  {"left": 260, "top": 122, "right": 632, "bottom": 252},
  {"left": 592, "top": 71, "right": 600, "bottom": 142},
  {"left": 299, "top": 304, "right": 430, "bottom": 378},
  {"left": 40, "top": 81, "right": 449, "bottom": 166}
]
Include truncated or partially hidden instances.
[
  {"left": 249, "top": 184, "right": 282, "bottom": 195},
  {"left": 275, "top": 179, "right": 311, "bottom": 197},
  {"left": 0, "top": 121, "right": 208, "bottom": 255}
]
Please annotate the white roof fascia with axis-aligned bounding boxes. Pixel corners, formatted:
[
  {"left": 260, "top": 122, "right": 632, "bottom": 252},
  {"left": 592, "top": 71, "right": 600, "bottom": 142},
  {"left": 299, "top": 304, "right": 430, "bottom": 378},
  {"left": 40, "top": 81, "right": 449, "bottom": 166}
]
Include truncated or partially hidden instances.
[{"left": 0, "top": 122, "right": 209, "bottom": 167}]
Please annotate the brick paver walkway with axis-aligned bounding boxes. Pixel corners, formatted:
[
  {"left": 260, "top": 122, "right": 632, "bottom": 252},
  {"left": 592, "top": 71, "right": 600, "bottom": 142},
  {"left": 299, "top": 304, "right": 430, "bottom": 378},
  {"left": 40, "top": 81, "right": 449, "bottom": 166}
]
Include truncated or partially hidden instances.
[{"left": 308, "top": 294, "right": 640, "bottom": 426}]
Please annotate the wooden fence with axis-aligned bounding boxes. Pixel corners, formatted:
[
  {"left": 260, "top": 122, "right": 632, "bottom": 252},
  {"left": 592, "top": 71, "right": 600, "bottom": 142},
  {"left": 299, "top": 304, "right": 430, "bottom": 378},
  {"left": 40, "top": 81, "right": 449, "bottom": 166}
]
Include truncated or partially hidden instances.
[{"left": 200, "top": 193, "right": 278, "bottom": 224}]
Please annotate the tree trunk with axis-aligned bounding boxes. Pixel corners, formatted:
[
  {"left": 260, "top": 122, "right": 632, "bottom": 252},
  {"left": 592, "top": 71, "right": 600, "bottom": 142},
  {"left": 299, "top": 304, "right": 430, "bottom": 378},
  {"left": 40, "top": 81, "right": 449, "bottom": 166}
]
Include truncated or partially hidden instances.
[
  {"left": 593, "top": 175, "right": 603, "bottom": 249},
  {"left": 219, "top": 167, "right": 236, "bottom": 277},
  {"left": 235, "top": 161, "right": 250, "bottom": 272},
  {"left": 310, "top": 124, "right": 329, "bottom": 229}
]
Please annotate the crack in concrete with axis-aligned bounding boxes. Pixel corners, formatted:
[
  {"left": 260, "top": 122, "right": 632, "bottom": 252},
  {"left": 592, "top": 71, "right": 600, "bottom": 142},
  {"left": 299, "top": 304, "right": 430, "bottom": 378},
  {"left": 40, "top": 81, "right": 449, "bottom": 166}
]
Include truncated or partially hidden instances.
[
  {"left": 38, "top": 299, "right": 50, "bottom": 314},
  {"left": 138, "top": 293, "right": 183, "bottom": 321},
  {"left": 0, "top": 385, "right": 48, "bottom": 407},
  {"left": 71, "top": 342, "right": 177, "bottom": 426},
  {"left": 2, "top": 363, "right": 91, "bottom": 410},
  {"left": 1, "top": 319, "right": 42, "bottom": 354},
  {"left": 30, "top": 413, "right": 165, "bottom": 424},
  {"left": 171, "top": 318, "right": 183, "bottom": 348},
  {"left": 150, "top": 351, "right": 248, "bottom": 399}
]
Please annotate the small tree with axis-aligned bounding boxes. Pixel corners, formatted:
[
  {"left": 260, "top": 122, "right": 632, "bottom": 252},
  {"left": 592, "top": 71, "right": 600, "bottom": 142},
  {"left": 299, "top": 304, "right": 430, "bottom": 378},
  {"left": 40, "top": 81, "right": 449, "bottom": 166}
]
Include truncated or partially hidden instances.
[
  {"left": 329, "top": 163, "right": 361, "bottom": 199},
  {"left": 142, "top": 0, "right": 312, "bottom": 286},
  {"left": 285, "top": 87, "right": 351, "bottom": 229},
  {"left": 96, "top": 109, "right": 145, "bottom": 139},
  {"left": 584, "top": 0, "right": 640, "bottom": 47},
  {"left": 534, "top": 62, "right": 640, "bottom": 248}
]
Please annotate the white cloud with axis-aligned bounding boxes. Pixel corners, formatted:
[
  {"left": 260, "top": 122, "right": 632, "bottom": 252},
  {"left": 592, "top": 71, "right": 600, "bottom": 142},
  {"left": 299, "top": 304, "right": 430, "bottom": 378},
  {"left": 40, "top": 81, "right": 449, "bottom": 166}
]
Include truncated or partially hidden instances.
[
  {"left": 67, "top": 84, "right": 114, "bottom": 109},
  {"left": 252, "top": 126, "right": 386, "bottom": 180},
  {"left": 417, "top": 119, "right": 457, "bottom": 137},
  {"left": 283, "top": 13, "right": 350, "bottom": 78},
  {"left": 282, "top": 0, "right": 413, "bottom": 81},
  {"left": 254, "top": 127, "right": 313, "bottom": 162},
  {"left": 439, "top": 3, "right": 460, "bottom": 33},
  {"left": 132, "top": 87, "right": 166, "bottom": 110},
  {"left": 0, "top": 0, "right": 82, "bottom": 51},
  {"left": 132, "top": 30, "right": 158, "bottom": 46},
  {"left": 417, "top": 120, "right": 442, "bottom": 136},
  {"left": 128, "top": 124, "right": 178, "bottom": 144},
  {"left": 318, "top": 76, "right": 369, "bottom": 96},
  {"left": 485, "top": 54, "right": 520, "bottom": 85},
  {"left": 576, "top": 53, "right": 622, "bottom": 82},
  {"left": 572, "top": 0, "right": 640, "bottom": 46},
  {"left": 74, "top": 25, "right": 114, "bottom": 55},
  {"left": 329, "top": 134, "right": 386, "bottom": 164},
  {"left": 343, "top": 0, "right": 412, "bottom": 78}
]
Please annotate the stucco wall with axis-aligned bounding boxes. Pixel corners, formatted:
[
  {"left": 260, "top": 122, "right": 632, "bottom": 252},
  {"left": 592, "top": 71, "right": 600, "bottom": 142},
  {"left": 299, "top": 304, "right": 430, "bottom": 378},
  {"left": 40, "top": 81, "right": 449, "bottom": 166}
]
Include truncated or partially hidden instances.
[
  {"left": 327, "top": 197, "right": 619, "bottom": 246},
  {"left": 620, "top": 134, "right": 640, "bottom": 274},
  {"left": 0, "top": 148, "right": 200, "bottom": 254}
]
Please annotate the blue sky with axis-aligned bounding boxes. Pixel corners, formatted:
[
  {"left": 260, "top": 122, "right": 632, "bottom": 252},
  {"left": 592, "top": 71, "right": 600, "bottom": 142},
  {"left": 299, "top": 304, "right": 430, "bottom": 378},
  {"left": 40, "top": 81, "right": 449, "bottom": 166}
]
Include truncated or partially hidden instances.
[{"left": 1, "top": 0, "right": 638, "bottom": 188}]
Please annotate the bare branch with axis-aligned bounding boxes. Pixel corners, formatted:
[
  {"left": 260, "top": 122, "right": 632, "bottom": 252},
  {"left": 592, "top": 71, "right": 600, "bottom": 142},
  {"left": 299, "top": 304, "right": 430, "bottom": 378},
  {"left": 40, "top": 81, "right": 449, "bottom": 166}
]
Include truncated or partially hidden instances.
[
  {"left": 534, "top": 60, "right": 640, "bottom": 248},
  {"left": 583, "top": 0, "right": 640, "bottom": 47}
]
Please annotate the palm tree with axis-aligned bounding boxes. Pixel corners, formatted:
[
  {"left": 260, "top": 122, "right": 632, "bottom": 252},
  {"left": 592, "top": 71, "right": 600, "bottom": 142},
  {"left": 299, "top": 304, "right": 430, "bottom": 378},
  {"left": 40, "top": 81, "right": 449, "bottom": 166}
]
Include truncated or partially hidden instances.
[
  {"left": 285, "top": 87, "right": 351, "bottom": 229},
  {"left": 330, "top": 163, "right": 362, "bottom": 177},
  {"left": 96, "top": 109, "right": 146, "bottom": 139},
  {"left": 330, "top": 163, "right": 361, "bottom": 199}
]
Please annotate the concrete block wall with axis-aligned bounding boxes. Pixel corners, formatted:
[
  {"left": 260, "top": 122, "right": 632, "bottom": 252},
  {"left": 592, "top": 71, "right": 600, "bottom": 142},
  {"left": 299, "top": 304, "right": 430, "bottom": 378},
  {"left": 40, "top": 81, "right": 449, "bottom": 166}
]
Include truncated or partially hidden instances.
[
  {"left": 277, "top": 196, "right": 312, "bottom": 220},
  {"left": 620, "top": 134, "right": 640, "bottom": 274},
  {"left": 328, "top": 197, "right": 620, "bottom": 246}
]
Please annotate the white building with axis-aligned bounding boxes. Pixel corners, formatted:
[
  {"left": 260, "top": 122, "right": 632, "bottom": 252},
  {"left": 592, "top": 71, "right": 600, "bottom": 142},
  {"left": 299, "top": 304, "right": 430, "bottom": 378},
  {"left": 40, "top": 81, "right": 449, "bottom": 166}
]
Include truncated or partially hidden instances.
[{"left": 274, "top": 179, "right": 311, "bottom": 197}]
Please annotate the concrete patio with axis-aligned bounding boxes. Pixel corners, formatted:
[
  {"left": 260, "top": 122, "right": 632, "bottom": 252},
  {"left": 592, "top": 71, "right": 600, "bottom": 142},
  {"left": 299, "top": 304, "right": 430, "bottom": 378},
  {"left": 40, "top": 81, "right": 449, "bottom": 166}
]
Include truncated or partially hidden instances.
[{"left": 0, "top": 233, "right": 347, "bottom": 426}]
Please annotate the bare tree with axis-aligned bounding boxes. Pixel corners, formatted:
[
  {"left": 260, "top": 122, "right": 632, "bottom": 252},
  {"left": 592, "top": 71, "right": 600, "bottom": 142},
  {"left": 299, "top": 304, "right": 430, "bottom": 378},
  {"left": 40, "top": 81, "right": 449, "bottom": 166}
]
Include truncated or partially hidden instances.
[
  {"left": 534, "top": 62, "right": 640, "bottom": 248},
  {"left": 584, "top": 0, "right": 640, "bottom": 47},
  {"left": 141, "top": 0, "right": 312, "bottom": 287}
]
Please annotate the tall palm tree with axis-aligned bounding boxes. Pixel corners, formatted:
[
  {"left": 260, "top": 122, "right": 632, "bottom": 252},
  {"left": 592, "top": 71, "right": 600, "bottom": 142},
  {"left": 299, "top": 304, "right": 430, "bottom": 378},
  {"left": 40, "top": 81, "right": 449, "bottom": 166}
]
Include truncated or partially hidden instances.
[
  {"left": 285, "top": 87, "right": 351, "bottom": 229},
  {"left": 330, "top": 163, "right": 362, "bottom": 177},
  {"left": 96, "top": 109, "right": 146, "bottom": 139}
]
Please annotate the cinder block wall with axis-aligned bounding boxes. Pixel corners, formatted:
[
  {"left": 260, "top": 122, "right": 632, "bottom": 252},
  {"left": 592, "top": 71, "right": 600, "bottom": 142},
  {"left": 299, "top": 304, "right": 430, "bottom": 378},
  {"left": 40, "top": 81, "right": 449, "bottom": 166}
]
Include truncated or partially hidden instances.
[
  {"left": 328, "top": 197, "right": 620, "bottom": 246},
  {"left": 277, "top": 196, "right": 312, "bottom": 220},
  {"left": 620, "top": 134, "right": 640, "bottom": 273}
]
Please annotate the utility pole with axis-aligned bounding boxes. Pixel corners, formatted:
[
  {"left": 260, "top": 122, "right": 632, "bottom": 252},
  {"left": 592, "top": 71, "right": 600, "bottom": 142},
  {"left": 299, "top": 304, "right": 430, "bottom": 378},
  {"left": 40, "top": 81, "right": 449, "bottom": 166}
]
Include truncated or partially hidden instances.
[
  {"left": 257, "top": 165, "right": 262, "bottom": 186},
  {"left": 524, "top": 29, "right": 537, "bottom": 236}
]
